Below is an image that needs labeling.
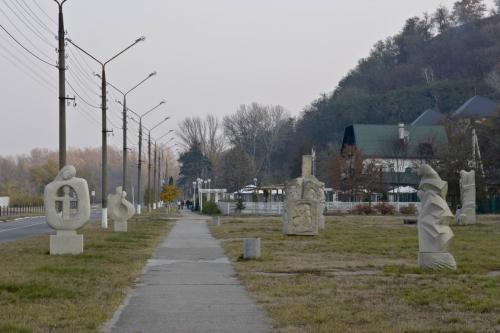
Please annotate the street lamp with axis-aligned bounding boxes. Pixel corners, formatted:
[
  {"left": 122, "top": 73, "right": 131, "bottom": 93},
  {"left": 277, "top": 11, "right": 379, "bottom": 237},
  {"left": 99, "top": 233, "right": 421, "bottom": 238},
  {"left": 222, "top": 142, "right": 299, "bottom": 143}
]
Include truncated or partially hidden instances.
[
  {"left": 192, "top": 181, "right": 196, "bottom": 211},
  {"left": 95, "top": 71, "right": 156, "bottom": 193},
  {"left": 123, "top": 101, "right": 166, "bottom": 214},
  {"left": 147, "top": 118, "right": 170, "bottom": 211},
  {"left": 197, "top": 178, "right": 203, "bottom": 212},
  {"left": 208, "top": 178, "right": 211, "bottom": 201},
  {"left": 66, "top": 36, "right": 146, "bottom": 228}
]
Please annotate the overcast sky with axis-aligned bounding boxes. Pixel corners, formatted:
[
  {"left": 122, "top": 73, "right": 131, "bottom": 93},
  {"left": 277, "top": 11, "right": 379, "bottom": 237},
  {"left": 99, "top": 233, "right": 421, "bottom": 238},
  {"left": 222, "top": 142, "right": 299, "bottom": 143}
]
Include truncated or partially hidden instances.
[{"left": 0, "top": 0, "right": 495, "bottom": 156}]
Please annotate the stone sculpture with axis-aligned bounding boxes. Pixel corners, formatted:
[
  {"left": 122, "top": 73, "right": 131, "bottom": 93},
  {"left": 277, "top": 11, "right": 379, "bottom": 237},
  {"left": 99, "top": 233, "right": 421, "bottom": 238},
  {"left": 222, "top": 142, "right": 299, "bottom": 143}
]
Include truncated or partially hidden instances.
[
  {"left": 283, "top": 155, "right": 325, "bottom": 235},
  {"left": 417, "top": 164, "right": 456, "bottom": 270},
  {"left": 44, "top": 165, "right": 91, "bottom": 255},
  {"left": 456, "top": 170, "right": 476, "bottom": 225},
  {"left": 108, "top": 186, "right": 135, "bottom": 232}
]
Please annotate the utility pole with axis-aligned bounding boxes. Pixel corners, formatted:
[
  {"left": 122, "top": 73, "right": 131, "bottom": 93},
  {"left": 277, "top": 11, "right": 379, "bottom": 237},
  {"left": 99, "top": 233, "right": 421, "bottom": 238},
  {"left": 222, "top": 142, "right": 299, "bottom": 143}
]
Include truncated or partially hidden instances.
[
  {"left": 148, "top": 131, "right": 151, "bottom": 212},
  {"left": 66, "top": 37, "right": 145, "bottom": 228},
  {"left": 99, "top": 72, "right": 157, "bottom": 193},
  {"left": 153, "top": 141, "right": 157, "bottom": 209},
  {"left": 55, "top": 0, "right": 68, "bottom": 169}
]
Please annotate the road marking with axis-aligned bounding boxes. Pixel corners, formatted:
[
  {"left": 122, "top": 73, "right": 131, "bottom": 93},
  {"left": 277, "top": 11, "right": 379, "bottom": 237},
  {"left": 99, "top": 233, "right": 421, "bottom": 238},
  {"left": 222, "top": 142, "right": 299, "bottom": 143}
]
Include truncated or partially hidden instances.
[{"left": 0, "top": 221, "right": 46, "bottom": 233}]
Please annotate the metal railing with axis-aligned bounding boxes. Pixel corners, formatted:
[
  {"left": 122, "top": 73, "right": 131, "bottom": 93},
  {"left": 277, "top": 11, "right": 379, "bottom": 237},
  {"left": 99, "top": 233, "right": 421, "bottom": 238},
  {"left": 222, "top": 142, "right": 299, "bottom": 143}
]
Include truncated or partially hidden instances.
[{"left": 0, "top": 205, "right": 45, "bottom": 217}]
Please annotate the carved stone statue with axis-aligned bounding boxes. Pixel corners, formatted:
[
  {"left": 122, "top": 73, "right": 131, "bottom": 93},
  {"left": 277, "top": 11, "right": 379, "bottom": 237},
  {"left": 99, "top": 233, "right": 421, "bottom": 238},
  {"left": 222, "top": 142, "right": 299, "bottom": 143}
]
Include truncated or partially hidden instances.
[
  {"left": 417, "top": 164, "right": 457, "bottom": 270},
  {"left": 283, "top": 155, "right": 325, "bottom": 235},
  {"left": 108, "top": 186, "right": 135, "bottom": 232},
  {"left": 44, "top": 165, "right": 91, "bottom": 255},
  {"left": 456, "top": 170, "right": 476, "bottom": 225}
]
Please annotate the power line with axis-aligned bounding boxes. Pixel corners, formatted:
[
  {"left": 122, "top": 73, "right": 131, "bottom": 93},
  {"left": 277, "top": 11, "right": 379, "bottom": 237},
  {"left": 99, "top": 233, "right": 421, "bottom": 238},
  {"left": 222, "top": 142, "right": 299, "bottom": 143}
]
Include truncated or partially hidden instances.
[
  {"left": 0, "top": 23, "right": 56, "bottom": 67},
  {"left": 1, "top": 0, "right": 55, "bottom": 47},
  {"left": 66, "top": 79, "right": 101, "bottom": 109},
  {"left": 0, "top": 32, "right": 56, "bottom": 90},
  {"left": 67, "top": 47, "right": 100, "bottom": 89},
  {"left": 31, "top": 0, "right": 57, "bottom": 26},
  {"left": 17, "top": 0, "right": 56, "bottom": 36},
  {"left": 0, "top": 43, "right": 56, "bottom": 93}
]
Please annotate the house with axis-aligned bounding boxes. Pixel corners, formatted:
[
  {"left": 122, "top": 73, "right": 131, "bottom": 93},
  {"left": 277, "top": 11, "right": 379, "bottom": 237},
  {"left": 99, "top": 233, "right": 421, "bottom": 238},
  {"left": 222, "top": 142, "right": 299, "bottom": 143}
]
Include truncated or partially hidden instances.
[
  {"left": 451, "top": 95, "right": 498, "bottom": 120},
  {"left": 341, "top": 123, "right": 448, "bottom": 187},
  {"left": 411, "top": 109, "right": 445, "bottom": 126}
]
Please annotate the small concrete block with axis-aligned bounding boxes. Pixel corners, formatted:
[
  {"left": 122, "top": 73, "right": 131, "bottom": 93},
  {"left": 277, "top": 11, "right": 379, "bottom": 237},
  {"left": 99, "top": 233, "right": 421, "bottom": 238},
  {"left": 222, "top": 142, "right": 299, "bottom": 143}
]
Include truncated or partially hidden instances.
[
  {"left": 212, "top": 216, "right": 220, "bottom": 226},
  {"left": 114, "top": 220, "right": 128, "bottom": 232},
  {"left": 243, "top": 238, "right": 261, "bottom": 259},
  {"left": 50, "top": 231, "right": 83, "bottom": 255}
]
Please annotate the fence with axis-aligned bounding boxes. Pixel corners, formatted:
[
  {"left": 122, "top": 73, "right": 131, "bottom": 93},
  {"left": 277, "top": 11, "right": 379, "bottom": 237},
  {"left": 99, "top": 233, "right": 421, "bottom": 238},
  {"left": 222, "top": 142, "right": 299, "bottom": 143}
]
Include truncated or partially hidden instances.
[
  {"left": 216, "top": 201, "right": 420, "bottom": 215},
  {"left": 0, "top": 205, "right": 45, "bottom": 217}
]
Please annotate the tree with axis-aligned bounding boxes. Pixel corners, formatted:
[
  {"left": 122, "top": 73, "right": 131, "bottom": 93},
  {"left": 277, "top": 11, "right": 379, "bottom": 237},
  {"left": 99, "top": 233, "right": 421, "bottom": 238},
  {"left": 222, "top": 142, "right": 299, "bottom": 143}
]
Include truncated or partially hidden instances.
[
  {"left": 218, "top": 145, "right": 256, "bottom": 192},
  {"left": 223, "top": 103, "right": 291, "bottom": 182},
  {"left": 177, "top": 115, "right": 225, "bottom": 167},
  {"left": 177, "top": 143, "right": 212, "bottom": 193},
  {"left": 452, "top": 0, "right": 486, "bottom": 25},
  {"left": 29, "top": 159, "right": 58, "bottom": 194},
  {"left": 160, "top": 184, "right": 181, "bottom": 202},
  {"left": 432, "top": 5, "right": 454, "bottom": 33},
  {"left": 330, "top": 147, "right": 366, "bottom": 201}
]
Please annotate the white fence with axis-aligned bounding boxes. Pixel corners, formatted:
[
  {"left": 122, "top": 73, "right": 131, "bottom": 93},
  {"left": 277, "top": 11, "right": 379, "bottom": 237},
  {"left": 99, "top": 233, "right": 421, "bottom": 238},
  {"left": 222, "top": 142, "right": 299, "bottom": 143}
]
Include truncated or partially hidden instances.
[{"left": 216, "top": 201, "right": 420, "bottom": 215}]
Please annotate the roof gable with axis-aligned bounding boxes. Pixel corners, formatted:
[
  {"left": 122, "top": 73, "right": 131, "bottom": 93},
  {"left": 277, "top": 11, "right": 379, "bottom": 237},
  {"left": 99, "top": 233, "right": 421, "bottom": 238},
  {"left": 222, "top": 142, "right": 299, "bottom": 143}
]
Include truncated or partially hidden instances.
[
  {"left": 345, "top": 124, "right": 448, "bottom": 158},
  {"left": 452, "top": 95, "right": 498, "bottom": 119},
  {"left": 411, "top": 109, "right": 445, "bottom": 126}
]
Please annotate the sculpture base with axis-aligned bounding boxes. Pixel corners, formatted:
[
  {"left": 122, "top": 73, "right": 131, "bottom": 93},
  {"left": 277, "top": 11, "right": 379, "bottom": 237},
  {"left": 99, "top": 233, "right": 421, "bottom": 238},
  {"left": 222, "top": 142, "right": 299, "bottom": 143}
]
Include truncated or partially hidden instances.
[
  {"left": 114, "top": 220, "right": 128, "bottom": 232},
  {"left": 243, "top": 238, "right": 261, "bottom": 259},
  {"left": 418, "top": 252, "right": 457, "bottom": 270},
  {"left": 50, "top": 231, "right": 83, "bottom": 255},
  {"left": 212, "top": 216, "right": 220, "bottom": 226}
]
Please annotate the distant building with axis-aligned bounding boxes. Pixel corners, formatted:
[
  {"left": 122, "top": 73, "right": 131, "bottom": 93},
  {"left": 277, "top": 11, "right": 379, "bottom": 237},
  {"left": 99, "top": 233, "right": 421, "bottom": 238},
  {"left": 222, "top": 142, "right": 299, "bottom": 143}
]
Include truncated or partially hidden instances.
[
  {"left": 411, "top": 109, "right": 446, "bottom": 126},
  {"left": 452, "top": 95, "right": 498, "bottom": 120},
  {"left": 341, "top": 123, "right": 448, "bottom": 187}
]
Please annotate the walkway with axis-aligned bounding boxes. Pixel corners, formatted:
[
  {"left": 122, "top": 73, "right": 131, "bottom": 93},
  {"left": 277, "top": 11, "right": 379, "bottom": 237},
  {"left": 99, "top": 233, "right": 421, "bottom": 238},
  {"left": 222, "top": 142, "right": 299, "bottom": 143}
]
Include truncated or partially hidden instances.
[{"left": 104, "top": 211, "right": 272, "bottom": 333}]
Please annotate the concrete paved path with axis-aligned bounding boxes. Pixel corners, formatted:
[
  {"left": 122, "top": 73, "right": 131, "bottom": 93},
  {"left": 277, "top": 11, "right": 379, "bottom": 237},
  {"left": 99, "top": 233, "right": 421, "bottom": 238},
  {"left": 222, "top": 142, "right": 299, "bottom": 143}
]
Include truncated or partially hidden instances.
[{"left": 103, "top": 211, "right": 272, "bottom": 333}]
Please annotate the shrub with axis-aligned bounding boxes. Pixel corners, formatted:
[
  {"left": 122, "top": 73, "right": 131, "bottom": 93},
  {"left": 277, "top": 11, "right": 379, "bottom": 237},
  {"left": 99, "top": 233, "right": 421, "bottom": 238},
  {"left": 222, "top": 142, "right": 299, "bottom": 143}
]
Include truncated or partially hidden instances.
[
  {"left": 202, "top": 201, "right": 221, "bottom": 215},
  {"left": 400, "top": 204, "right": 417, "bottom": 215},
  {"left": 235, "top": 197, "right": 245, "bottom": 212},
  {"left": 374, "top": 202, "right": 396, "bottom": 215},
  {"left": 352, "top": 204, "right": 374, "bottom": 215}
]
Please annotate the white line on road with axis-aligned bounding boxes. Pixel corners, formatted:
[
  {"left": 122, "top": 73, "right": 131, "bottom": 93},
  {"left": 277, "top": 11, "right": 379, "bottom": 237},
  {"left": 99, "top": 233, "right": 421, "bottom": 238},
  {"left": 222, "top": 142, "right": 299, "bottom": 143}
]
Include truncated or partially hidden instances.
[{"left": 0, "top": 221, "right": 46, "bottom": 233}]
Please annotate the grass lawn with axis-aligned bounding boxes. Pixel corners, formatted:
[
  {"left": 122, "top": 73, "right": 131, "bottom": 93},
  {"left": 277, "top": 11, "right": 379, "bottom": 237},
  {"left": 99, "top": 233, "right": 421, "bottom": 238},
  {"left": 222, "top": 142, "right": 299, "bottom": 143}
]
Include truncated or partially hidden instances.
[
  {"left": 0, "top": 209, "right": 175, "bottom": 333},
  {"left": 210, "top": 215, "right": 500, "bottom": 333}
]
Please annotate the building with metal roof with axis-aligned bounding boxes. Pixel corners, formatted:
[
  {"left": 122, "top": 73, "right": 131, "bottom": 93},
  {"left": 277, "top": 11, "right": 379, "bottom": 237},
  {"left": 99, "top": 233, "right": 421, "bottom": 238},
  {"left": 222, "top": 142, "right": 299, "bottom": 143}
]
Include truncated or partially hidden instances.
[
  {"left": 411, "top": 109, "right": 446, "bottom": 126},
  {"left": 451, "top": 95, "right": 498, "bottom": 119}
]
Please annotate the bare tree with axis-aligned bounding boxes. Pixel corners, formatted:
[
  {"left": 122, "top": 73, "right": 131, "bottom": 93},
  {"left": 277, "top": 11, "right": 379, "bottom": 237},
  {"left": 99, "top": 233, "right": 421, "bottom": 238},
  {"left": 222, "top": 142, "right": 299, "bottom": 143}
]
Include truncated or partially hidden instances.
[{"left": 452, "top": 0, "right": 487, "bottom": 25}]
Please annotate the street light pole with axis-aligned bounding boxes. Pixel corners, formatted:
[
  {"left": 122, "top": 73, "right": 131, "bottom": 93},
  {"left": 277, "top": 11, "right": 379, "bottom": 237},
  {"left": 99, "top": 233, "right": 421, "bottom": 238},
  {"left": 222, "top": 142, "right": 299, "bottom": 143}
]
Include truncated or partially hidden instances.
[
  {"left": 96, "top": 72, "right": 157, "bottom": 193},
  {"left": 55, "top": 0, "right": 68, "bottom": 169},
  {"left": 146, "top": 118, "right": 169, "bottom": 211},
  {"left": 124, "top": 101, "right": 166, "bottom": 214},
  {"left": 66, "top": 36, "right": 145, "bottom": 228}
]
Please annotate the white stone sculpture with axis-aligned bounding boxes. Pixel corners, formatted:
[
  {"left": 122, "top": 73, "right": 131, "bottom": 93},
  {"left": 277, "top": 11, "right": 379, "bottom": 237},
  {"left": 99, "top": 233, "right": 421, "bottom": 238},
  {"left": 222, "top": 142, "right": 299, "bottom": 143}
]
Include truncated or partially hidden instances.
[
  {"left": 417, "top": 164, "right": 457, "bottom": 270},
  {"left": 283, "top": 155, "right": 325, "bottom": 235},
  {"left": 108, "top": 186, "right": 135, "bottom": 232},
  {"left": 456, "top": 170, "right": 476, "bottom": 225},
  {"left": 44, "top": 165, "right": 91, "bottom": 255}
]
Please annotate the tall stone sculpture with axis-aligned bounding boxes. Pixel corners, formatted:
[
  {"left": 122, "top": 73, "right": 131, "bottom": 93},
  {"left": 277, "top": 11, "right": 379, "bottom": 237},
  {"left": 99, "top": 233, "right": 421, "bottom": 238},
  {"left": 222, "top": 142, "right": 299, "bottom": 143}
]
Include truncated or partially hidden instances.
[
  {"left": 456, "top": 170, "right": 476, "bottom": 225},
  {"left": 108, "top": 186, "right": 135, "bottom": 232},
  {"left": 44, "top": 165, "right": 91, "bottom": 255},
  {"left": 283, "top": 155, "right": 325, "bottom": 235},
  {"left": 417, "top": 164, "right": 457, "bottom": 270}
]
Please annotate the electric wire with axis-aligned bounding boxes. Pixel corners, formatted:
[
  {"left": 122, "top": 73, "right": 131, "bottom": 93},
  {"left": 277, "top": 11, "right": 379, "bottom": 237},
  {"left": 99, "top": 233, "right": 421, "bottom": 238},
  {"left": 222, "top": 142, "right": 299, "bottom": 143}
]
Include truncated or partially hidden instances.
[
  {"left": 0, "top": 23, "right": 56, "bottom": 67},
  {"left": 0, "top": 43, "right": 56, "bottom": 93},
  {"left": 17, "top": 0, "right": 56, "bottom": 35},
  {"left": 1, "top": 0, "right": 55, "bottom": 48},
  {"left": 66, "top": 79, "right": 101, "bottom": 109},
  {"left": 67, "top": 70, "right": 101, "bottom": 102},
  {"left": 31, "top": 0, "right": 57, "bottom": 26},
  {"left": 0, "top": 31, "right": 56, "bottom": 90},
  {"left": 67, "top": 46, "right": 100, "bottom": 89}
]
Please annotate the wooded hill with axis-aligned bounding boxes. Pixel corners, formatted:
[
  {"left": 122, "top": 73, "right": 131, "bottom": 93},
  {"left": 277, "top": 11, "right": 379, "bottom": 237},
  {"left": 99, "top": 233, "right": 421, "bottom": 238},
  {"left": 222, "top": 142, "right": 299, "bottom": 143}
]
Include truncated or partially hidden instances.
[{"left": 296, "top": 8, "right": 500, "bottom": 149}]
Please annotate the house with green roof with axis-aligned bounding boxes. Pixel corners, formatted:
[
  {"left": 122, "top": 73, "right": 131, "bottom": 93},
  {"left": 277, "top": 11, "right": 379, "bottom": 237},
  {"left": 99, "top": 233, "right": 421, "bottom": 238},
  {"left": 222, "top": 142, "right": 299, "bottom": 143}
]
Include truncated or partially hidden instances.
[{"left": 341, "top": 123, "right": 448, "bottom": 187}]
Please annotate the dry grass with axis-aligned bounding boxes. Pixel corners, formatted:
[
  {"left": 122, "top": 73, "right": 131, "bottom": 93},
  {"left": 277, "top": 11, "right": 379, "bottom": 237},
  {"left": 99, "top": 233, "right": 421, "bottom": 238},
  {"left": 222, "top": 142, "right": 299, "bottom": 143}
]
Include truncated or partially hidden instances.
[
  {"left": 0, "top": 210, "right": 174, "bottom": 333},
  {"left": 210, "top": 215, "right": 500, "bottom": 333}
]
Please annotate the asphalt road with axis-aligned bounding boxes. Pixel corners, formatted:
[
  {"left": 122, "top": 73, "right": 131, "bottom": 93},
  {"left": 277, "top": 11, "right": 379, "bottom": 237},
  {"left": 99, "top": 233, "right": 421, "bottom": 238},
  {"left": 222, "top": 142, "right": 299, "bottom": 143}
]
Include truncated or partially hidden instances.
[{"left": 0, "top": 207, "right": 101, "bottom": 244}]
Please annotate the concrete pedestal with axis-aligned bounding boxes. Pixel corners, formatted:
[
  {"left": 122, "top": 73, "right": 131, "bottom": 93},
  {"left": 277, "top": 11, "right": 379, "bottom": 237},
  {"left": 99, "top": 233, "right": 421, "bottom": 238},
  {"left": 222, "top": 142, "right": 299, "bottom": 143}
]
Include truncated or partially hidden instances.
[
  {"left": 243, "top": 238, "right": 261, "bottom": 259},
  {"left": 212, "top": 216, "right": 221, "bottom": 226},
  {"left": 50, "top": 230, "right": 83, "bottom": 255},
  {"left": 137, "top": 204, "right": 141, "bottom": 215},
  {"left": 418, "top": 252, "right": 456, "bottom": 270},
  {"left": 114, "top": 220, "right": 128, "bottom": 232}
]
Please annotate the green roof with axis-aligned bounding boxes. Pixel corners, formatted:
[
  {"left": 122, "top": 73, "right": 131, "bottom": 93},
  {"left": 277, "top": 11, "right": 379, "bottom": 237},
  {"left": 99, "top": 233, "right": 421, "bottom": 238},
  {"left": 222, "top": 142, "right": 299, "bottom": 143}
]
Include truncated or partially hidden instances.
[{"left": 344, "top": 124, "right": 448, "bottom": 158}]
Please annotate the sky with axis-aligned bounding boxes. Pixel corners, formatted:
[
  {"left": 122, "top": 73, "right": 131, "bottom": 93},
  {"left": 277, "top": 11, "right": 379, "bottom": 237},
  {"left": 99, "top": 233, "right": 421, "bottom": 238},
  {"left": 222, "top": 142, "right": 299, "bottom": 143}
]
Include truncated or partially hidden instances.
[{"left": 0, "top": 0, "right": 495, "bottom": 156}]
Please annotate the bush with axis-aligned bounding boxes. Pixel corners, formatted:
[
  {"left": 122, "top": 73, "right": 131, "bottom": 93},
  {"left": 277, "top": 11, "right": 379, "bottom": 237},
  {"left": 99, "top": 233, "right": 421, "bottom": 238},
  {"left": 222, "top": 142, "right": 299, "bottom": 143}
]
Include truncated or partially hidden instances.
[
  {"left": 400, "top": 204, "right": 417, "bottom": 215},
  {"left": 352, "top": 204, "right": 374, "bottom": 215},
  {"left": 202, "top": 201, "right": 221, "bottom": 215},
  {"left": 374, "top": 202, "right": 396, "bottom": 215},
  {"left": 235, "top": 197, "right": 245, "bottom": 212}
]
